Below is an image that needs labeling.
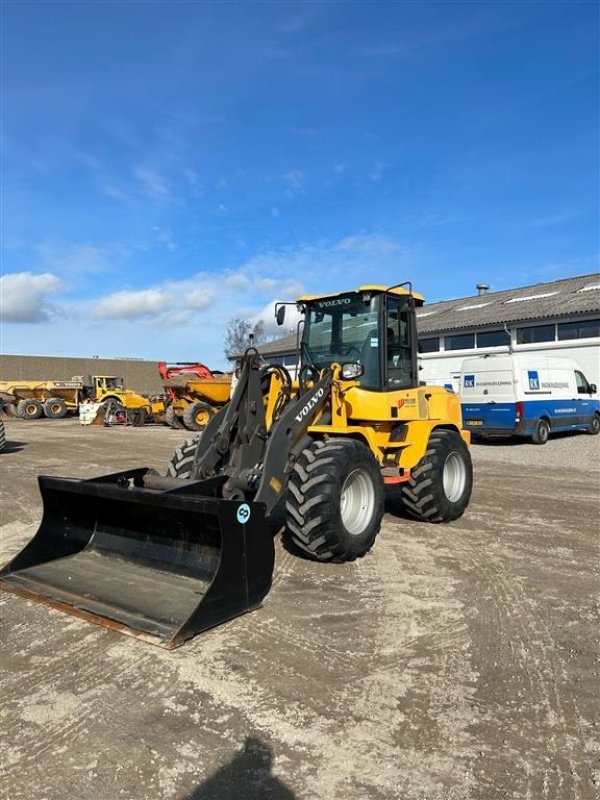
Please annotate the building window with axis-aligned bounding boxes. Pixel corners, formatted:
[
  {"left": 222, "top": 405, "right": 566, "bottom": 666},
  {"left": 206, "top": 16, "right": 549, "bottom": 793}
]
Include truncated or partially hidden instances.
[
  {"left": 516, "top": 324, "right": 555, "bottom": 344},
  {"left": 283, "top": 354, "right": 299, "bottom": 367},
  {"left": 477, "top": 329, "right": 510, "bottom": 348},
  {"left": 445, "top": 333, "right": 475, "bottom": 351},
  {"left": 418, "top": 337, "right": 440, "bottom": 353},
  {"left": 557, "top": 318, "right": 600, "bottom": 341}
]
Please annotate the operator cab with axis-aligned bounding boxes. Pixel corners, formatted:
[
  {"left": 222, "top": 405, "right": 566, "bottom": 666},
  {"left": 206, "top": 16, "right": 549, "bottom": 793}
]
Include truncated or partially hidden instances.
[
  {"left": 94, "top": 376, "right": 125, "bottom": 392},
  {"left": 293, "top": 286, "right": 423, "bottom": 391}
]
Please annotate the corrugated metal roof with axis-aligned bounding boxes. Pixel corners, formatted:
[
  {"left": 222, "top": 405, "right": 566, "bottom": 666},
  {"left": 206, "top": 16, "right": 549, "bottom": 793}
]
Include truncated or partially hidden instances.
[
  {"left": 236, "top": 273, "right": 600, "bottom": 358},
  {"left": 416, "top": 273, "right": 600, "bottom": 334}
]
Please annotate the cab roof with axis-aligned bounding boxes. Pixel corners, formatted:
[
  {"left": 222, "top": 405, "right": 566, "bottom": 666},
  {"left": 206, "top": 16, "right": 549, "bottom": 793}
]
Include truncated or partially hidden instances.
[{"left": 297, "top": 284, "right": 425, "bottom": 304}]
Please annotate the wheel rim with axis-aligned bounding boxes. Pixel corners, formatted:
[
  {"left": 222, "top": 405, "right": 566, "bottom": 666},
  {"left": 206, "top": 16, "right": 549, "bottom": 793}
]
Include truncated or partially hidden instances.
[
  {"left": 340, "top": 469, "right": 375, "bottom": 535},
  {"left": 50, "top": 403, "right": 61, "bottom": 415},
  {"left": 443, "top": 452, "right": 467, "bottom": 503},
  {"left": 539, "top": 422, "right": 548, "bottom": 442},
  {"left": 26, "top": 403, "right": 38, "bottom": 416},
  {"left": 195, "top": 408, "right": 211, "bottom": 427}
]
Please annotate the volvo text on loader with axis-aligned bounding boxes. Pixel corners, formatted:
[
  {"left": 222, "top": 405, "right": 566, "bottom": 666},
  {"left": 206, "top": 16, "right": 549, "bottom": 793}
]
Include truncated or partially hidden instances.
[{"left": 0, "top": 283, "right": 473, "bottom": 648}]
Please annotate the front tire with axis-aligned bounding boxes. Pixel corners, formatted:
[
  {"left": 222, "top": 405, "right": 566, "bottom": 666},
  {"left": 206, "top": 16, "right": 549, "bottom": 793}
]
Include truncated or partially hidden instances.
[
  {"left": 532, "top": 418, "right": 550, "bottom": 445},
  {"left": 17, "top": 398, "right": 43, "bottom": 420},
  {"left": 167, "top": 436, "right": 201, "bottom": 479},
  {"left": 285, "top": 438, "right": 385, "bottom": 562},
  {"left": 401, "top": 429, "right": 472, "bottom": 522}
]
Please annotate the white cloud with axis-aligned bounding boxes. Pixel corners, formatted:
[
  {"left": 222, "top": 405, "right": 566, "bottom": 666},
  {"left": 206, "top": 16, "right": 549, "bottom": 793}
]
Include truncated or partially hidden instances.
[
  {"left": 0, "top": 272, "right": 62, "bottom": 323},
  {"left": 92, "top": 288, "right": 172, "bottom": 319},
  {"left": 133, "top": 167, "right": 169, "bottom": 198},
  {"left": 1, "top": 232, "right": 414, "bottom": 365},
  {"left": 187, "top": 288, "right": 215, "bottom": 310},
  {"left": 251, "top": 298, "right": 303, "bottom": 337},
  {"left": 225, "top": 273, "right": 252, "bottom": 291}
]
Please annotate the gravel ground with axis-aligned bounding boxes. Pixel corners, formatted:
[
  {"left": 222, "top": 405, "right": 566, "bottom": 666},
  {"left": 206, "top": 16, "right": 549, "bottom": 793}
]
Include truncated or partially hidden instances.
[
  {"left": 1, "top": 418, "right": 599, "bottom": 800},
  {"left": 472, "top": 430, "right": 600, "bottom": 471}
]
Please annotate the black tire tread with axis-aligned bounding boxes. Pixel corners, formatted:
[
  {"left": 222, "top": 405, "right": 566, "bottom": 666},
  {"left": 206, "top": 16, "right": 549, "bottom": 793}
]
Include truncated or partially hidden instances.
[
  {"left": 43, "top": 397, "right": 68, "bottom": 419},
  {"left": 182, "top": 401, "right": 215, "bottom": 431},
  {"left": 285, "top": 438, "right": 384, "bottom": 563},
  {"left": 17, "top": 398, "right": 43, "bottom": 420},
  {"left": 167, "top": 436, "right": 201, "bottom": 479},
  {"left": 400, "top": 429, "right": 472, "bottom": 523}
]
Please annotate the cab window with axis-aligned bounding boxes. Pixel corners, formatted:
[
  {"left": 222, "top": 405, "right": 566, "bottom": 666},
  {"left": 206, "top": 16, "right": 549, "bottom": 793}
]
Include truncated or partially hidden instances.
[{"left": 575, "top": 371, "right": 590, "bottom": 394}]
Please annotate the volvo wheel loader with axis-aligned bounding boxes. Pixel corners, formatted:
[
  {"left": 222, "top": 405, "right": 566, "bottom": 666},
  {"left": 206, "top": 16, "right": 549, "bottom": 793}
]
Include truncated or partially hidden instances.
[{"left": 0, "top": 283, "right": 472, "bottom": 648}]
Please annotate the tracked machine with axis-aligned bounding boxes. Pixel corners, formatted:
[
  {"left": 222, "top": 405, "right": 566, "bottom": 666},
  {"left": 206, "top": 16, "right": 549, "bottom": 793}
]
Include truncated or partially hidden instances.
[{"left": 0, "top": 284, "right": 472, "bottom": 648}]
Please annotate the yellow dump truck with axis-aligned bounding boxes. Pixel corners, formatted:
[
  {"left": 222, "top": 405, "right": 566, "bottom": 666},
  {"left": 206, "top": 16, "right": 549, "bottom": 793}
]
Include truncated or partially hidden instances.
[
  {"left": 0, "top": 379, "right": 82, "bottom": 419},
  {"left": 0, "top": 376, "right": 164, "bottom": 421},
  {"left": 163, "top": 374, "right": 232, "bottom": 430}
]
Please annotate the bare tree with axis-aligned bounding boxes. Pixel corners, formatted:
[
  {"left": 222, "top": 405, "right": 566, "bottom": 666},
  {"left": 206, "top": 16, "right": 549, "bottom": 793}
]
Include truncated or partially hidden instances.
[{"left": 224, "top": 318, "right": 266, "bottom": 360}]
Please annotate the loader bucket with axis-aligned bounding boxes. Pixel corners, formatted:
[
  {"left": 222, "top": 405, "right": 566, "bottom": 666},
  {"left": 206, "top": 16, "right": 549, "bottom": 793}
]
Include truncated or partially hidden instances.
[{"left": 0, "top": 470, "right": 274, "bottom": 648}]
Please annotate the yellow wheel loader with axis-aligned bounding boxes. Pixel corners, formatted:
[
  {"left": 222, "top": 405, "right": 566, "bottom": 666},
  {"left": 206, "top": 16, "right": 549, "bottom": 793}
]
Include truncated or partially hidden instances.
[
  {"left": 91, "top": 376, "right": 165, "bottom": 421},
  {"left": 0, "top": 284, "right": 472, "bottom": 648}
]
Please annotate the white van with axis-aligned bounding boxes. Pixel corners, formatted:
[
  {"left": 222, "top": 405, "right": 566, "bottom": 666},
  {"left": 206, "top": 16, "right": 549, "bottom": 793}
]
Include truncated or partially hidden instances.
[{"left": 460, "top": 354, "right": 600, "bottom": 444}]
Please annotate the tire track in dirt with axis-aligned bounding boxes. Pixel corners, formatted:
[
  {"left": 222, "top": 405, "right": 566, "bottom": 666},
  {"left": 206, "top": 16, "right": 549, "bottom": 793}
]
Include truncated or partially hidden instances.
[{"left": 448, "top": 512, "right": 593, "bottom": 800}]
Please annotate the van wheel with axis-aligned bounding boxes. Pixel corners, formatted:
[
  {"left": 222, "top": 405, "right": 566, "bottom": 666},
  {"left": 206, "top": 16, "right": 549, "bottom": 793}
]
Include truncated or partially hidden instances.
[
  {"left": 285, "top": 438, "right": 385, "bottom": 562},
  {"left": 586, "top": 414, "right": 600, "bottom": 435},
  {"left": 532, "top": 418, "right": 550, "bottom": 445},
  {"left": 400, "top": 429, "right": 472, "bottom": 522}
]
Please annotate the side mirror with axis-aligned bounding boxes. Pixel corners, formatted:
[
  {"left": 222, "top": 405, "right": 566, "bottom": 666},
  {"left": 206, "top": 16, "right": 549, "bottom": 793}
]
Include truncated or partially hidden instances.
[
  {"left": 590, "top": 383, "right": 597, "bottom": 394},
  {"left": 275, "top": 305, "right": 286, "bottom": 326}
]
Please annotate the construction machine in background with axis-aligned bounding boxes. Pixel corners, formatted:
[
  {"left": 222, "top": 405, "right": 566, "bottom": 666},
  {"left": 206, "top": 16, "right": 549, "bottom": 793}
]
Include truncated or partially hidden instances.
[
  {"left": 0, "top": 375, "right": 165, "bottom": 422},
  {"left": 0, "top": 379, "right": 82, "bottom": 419},
  {"left": 0, "top": 283, "right": 473, "bottom": 649},
  {"left": 158, "top": 362, "right": 232, "bottom": 431}
]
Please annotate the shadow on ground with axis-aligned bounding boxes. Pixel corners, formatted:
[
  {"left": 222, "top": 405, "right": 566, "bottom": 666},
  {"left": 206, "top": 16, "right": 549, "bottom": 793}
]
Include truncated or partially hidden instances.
[
  {"left": 0, "top": 441, "right": 26, "bottom": 454},
  {"left": 183, "top": 737, "right": 297, "bottom": 800}
]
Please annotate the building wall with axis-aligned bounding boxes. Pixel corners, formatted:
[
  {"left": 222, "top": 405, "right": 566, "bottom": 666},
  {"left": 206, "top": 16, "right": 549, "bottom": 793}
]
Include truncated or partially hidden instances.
[
  {"left": 0, "top": 355, "right": 164, "bottom": 395},
  {"left": 419, "top": 339, "right": 600, "bottom": 391}
]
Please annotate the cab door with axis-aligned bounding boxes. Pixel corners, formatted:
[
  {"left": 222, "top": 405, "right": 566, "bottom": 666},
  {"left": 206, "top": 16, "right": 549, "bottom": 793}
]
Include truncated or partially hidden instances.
[{"left": 574, "top": 370, "right": 596, "bottom": 427}]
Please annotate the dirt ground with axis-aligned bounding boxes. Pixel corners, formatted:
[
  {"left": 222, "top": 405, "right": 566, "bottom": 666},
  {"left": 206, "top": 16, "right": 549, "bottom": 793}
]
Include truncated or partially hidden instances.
[{"left": 0, "top": 417, "right": 598, "bottom": 800}]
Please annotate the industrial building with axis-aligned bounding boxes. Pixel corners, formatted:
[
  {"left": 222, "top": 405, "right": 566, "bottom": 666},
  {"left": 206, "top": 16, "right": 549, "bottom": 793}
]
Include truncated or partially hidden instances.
[{"left": 250, "top": 274, "right": 600, "bottom": 388}]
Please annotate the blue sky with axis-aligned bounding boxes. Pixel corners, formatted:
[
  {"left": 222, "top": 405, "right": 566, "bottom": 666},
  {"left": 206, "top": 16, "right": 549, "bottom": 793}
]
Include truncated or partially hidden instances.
[{"left": 1, "top": 0, "right": 598, "bottom": 368}]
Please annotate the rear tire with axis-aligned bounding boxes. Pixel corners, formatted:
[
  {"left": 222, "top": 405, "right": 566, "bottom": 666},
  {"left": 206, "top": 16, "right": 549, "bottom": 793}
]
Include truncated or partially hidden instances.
[
  {"left": 586, "top": 414, "right": 600, "bottom": 435},
  {"left": 17, "top": 398, "right": 43, "bottom": 420},
  {"left": 0, "top": 419, "right": 5, "bottom": 452},
  {"left": 285, "top": 438, "right": 385, "bottom": 562},
  {"left": 183, "top": 401, "right": 215, "bottom": 431},
  {"left": 400, "top": 429, "right": 472, "bottom": 522},
  {"left": 43, "top": 397, "right": 68, "bottom": 419},
  {"left": 532, "top": 418, "right": 550, "bottom": 445},
  {"left": 167, "top": 437, "right": 201, "bottom": 479}
]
